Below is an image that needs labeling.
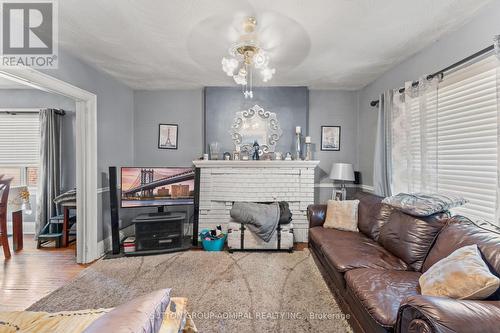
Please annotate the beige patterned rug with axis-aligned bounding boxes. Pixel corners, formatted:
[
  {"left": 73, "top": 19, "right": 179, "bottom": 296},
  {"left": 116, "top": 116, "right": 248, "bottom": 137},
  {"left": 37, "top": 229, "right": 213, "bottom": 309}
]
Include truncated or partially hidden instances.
[{"left": 28, "top": 249, "right": 352, "bottom": 333}]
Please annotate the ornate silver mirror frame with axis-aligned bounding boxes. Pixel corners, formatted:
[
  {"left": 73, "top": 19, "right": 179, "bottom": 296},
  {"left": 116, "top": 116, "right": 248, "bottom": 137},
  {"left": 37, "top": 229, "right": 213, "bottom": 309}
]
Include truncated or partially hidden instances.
[{"left": 230, "top": 104, "right": 283, "bottom": 153}]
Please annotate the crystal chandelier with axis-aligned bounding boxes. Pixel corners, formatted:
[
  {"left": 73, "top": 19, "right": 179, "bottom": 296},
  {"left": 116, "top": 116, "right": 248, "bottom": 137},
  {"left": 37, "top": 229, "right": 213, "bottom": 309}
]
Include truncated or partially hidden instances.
[{"left": 221, "top": 17, "right": 276, "bottom": 99}]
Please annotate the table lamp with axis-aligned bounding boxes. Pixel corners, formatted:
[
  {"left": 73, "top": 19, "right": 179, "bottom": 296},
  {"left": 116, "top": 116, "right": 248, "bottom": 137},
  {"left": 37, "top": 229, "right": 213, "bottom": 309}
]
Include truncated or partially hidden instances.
[{"left": 329, "top": 163, "right": 355, "bottom": 200}]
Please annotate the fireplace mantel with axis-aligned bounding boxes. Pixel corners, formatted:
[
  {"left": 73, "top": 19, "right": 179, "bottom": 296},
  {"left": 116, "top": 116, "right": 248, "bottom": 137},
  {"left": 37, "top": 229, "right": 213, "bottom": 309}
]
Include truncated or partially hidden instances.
[
  {"left": 194, "top": 160, "right": 319, "bottom": 242},
  {"left": 193, "top": 160, "right": 320, "bottom": 168}
]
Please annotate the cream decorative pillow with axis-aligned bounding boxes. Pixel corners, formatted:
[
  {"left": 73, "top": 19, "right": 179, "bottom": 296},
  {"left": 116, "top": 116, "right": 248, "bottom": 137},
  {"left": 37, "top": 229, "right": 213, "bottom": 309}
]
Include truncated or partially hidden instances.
[
  {"left": 419, "top": 244, "right": 500, "bottom": 300},
  {"left": 324, "top": 199, "right": 360, "bottom": 232}
]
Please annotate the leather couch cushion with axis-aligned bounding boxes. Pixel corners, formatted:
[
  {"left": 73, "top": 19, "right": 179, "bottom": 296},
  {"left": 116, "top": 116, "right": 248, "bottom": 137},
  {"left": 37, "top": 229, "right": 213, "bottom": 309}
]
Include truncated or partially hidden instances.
[
  {"left": 309, "top": 227, "right": 408, "bottom": 272},
  {"left": 378, "top": 210, "right": 448, "bottom": 271},
  {"left": 345, "top": 268, "right": 421, "bottom": 327},
  {"left": 422, "top": 216, "right": 500, "bottom": 300},
  {"left": 351, "top": 191, "right": 391, "bottom": 241}
]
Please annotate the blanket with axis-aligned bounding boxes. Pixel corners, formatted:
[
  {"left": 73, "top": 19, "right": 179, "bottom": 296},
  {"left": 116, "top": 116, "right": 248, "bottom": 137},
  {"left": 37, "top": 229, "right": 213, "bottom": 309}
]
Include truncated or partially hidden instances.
[
  {"left": 0, "top": 297, "right": 196, "bottom": 333},
  {"left": 230, "top": 202, "right": 280, "bottom": 242}
]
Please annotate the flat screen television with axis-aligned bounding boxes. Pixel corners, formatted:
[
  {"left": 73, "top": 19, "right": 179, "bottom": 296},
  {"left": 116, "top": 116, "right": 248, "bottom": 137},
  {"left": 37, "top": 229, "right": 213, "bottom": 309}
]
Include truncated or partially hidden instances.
[{"left": 121, "top": 167, "right": 195, "bottom": 208}]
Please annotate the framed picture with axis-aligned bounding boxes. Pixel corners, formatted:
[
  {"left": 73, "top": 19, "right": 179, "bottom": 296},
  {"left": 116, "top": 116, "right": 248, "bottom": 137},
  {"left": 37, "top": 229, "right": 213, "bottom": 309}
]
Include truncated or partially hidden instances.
[
  {"left": 332, "top": 189, "right": 343, "bottom": 201},
  {"left": 321, "top": 126, "right": 341, "bottom": 151},
  {"left": 158, "top": 124, "right": 178, "bottom": 149}
]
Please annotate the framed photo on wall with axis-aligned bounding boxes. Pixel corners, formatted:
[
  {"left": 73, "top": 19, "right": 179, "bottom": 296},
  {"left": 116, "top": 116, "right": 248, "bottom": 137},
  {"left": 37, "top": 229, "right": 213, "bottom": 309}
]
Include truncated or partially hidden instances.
[
  {"left": 158, "top": 124, "right": 178, "bottom": 149},
  {"left": 321, "top": 126, "right": 341, "bottom": 151}
]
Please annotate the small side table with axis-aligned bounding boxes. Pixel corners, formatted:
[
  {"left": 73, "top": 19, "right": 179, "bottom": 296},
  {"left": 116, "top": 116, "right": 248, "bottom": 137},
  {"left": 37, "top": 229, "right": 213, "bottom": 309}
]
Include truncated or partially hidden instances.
[{"left": 12, "top": 210, "right": 23, "bottom": 251}]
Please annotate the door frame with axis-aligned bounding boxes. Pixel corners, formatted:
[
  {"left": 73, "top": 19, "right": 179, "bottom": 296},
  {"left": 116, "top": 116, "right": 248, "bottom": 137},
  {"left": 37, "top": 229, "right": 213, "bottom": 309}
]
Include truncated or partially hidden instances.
[{"left": 0, "top": 66, "right": 98, "bottom": 264}]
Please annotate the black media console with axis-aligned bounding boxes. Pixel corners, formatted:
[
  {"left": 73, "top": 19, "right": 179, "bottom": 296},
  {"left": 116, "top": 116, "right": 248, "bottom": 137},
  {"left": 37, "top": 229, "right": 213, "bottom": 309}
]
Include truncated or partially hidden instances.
[{"left": 125, "top": 212, "right": 190, "bottom": 256}]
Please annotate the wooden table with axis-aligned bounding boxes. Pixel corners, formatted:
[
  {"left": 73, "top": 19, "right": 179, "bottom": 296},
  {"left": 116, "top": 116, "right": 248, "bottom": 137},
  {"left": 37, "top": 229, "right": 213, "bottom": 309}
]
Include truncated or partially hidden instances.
[
  {"left": 61, "top": 202, "right": 77, "bottom": 247},
  {"left": 12, "top": 210, "right": 23, "bottom": 251}
]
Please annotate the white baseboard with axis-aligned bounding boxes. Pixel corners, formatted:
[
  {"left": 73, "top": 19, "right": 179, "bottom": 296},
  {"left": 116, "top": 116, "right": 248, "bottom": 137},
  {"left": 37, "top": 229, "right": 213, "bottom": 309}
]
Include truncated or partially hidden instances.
[
  {"left": 97, "top": 235, "right": 113, "bottom": 257},
  {"left": 6, "top": 222, "right": 36, "bottom": 234}
]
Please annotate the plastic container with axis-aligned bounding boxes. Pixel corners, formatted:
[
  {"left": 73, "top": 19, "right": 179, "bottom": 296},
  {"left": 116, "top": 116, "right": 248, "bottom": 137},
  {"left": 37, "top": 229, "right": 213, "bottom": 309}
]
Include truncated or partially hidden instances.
[{"left": 201, "top": 234, "right": 226, "bottom": 251}]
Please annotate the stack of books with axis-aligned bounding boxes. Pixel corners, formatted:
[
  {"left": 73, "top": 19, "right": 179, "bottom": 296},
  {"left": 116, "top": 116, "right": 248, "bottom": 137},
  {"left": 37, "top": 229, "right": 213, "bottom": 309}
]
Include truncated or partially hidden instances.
[{"left": 122, "top": 237, "right": 135, "bottom": 253}]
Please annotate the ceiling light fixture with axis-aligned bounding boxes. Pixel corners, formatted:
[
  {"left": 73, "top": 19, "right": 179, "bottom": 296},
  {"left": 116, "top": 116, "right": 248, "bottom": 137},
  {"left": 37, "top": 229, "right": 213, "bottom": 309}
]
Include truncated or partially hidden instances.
[{"left": 221, "top": 17, "right": 276, "bottom": 99}]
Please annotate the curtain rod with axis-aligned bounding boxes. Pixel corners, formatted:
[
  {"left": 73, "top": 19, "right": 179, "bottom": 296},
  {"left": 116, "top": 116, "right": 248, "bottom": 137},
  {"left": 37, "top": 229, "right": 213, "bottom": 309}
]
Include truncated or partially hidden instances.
[
  {"left": 369, "top": 44, "right": 495, "bottom": 107},
  {"left": 0, "top": 108, "right": 65, "bottom": 115}
]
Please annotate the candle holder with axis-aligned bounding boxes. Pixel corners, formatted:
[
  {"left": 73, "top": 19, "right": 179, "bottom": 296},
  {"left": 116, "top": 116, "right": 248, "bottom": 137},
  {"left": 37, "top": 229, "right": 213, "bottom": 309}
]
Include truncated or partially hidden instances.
[
  {"left": 295, "top": 133, "right": 301, "bottom": 160},
  {"left": 305, "top": 142, "right": 312, "bottom": 161}
]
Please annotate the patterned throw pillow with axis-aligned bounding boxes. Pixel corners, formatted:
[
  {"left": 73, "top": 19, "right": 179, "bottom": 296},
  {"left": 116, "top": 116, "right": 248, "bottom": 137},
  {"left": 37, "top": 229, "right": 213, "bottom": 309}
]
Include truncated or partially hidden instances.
[
  {"left": 382, "top": 193, "right": 467, "bottom": 216},
  {"left": 419, "top": 244, "right": 500, "bottom": 300}
]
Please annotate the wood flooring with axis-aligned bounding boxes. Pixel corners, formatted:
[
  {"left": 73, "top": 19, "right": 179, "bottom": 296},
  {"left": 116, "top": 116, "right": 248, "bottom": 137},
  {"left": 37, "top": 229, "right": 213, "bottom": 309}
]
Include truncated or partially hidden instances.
[{"left": 0, "top": 235, "right": 89, "bottom": 311}]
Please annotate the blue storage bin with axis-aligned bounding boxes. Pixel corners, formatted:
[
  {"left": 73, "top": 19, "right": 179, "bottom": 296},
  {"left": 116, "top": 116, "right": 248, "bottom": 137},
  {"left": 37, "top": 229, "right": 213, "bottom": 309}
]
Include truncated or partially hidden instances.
[{"left": 201, "top": 234, "right": 226, "bottom": 251}]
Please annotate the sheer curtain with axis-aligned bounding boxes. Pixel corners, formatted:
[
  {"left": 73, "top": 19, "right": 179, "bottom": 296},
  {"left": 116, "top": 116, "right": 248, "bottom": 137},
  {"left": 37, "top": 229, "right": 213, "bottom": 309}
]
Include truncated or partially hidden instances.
[{"left": 374, "top": 76, "right": 440, "bottom": 196}]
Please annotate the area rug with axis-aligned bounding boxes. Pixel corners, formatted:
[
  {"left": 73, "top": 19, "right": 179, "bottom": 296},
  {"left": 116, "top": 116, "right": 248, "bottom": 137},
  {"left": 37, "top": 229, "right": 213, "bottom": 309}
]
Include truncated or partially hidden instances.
[{"left": 28, "top": 249, "right": 353, "bottom": 333}]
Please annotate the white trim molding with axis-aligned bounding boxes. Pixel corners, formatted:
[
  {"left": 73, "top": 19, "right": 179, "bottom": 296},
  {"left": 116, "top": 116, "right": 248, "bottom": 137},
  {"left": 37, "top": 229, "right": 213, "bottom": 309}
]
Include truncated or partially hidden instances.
[
  {"left": 314, "top": 182, "right": 375, "bottom": 193},
  {"left": 0, "top": 66, "right": 98, "bottom": 264}
]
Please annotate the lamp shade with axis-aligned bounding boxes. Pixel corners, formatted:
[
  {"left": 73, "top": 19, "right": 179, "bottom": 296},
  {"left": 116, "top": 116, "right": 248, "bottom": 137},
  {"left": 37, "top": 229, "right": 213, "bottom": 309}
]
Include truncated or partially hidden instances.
[{"left": 329, "top": 163, "right": 355, "bottom": 181}]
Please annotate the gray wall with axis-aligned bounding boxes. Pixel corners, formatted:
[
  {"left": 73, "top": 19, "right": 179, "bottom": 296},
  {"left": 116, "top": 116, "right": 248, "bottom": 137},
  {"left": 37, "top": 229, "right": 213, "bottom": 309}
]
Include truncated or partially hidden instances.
[
  {"left": 204, "top": 87, "right": 309, "bottom": 155},
  {"left": 309, "top": 90, "right": 358, "bottom": 182},
  {"left": 357, "top": 0, "right": 500, "bottom": 187},
  {"left": 131, "top": 88, "right": 357, "bottom": 206},
  {"left": 309, "top": 90, "right": 358, "bottom": 203},
  {"left": 41, "top": 49, "right": 135, "bottom": 241},
  {"left": 133, "top": 90, "right": 203, "bottom": 166},
  {"left": 0, "top": 89, "right": 76, "bottom": 224}
]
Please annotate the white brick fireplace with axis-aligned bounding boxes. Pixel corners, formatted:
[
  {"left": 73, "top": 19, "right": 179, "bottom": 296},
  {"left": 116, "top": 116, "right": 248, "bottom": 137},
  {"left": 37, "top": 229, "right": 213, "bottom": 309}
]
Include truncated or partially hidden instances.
[{"left": 193, "top": 160, "right": 319, "bottom": 242}]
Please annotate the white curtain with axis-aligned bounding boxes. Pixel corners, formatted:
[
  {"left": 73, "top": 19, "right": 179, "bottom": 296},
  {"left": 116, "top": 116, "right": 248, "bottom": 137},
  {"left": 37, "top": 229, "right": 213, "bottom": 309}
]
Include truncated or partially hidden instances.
[{"left": 386, "top": 76, "right": 440, "bottom": 195}]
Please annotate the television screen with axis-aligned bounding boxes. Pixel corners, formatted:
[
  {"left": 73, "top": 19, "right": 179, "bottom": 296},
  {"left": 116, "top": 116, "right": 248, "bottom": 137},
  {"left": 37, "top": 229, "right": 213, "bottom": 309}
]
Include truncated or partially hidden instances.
[{"left": 121, "top": 167, "right": 195, "bottom": 208}]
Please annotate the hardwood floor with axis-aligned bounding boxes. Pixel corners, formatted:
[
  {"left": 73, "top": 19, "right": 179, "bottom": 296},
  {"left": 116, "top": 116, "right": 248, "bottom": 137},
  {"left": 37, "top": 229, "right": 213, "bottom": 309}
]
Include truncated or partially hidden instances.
[
  {"left": 0, "top": 237, "right": 308, "bottom": 312},
  {"left": 0, "top": 235, "right": 89, "bottom": 311}
]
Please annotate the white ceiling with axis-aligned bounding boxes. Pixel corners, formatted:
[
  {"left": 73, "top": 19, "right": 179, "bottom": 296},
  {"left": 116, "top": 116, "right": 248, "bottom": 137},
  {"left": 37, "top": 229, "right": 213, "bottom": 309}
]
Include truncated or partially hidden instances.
[{"left": 58, "top": 0, "right": 492, "bottom": 90}]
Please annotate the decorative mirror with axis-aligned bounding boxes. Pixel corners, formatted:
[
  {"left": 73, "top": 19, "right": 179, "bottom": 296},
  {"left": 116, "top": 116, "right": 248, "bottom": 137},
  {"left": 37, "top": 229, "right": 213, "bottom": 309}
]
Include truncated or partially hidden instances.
[{"left": 230, "top": 104, "right": 283, "bottom": 153}]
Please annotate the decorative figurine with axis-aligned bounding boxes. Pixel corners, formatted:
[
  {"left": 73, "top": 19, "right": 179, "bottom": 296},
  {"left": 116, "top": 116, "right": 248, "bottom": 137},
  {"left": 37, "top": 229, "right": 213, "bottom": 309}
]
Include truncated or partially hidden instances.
[
  {"left": 284, "top": 152, "right": 292, "bottom": 160},
  {"left": 252, "top": 141, "right": 260, "bottom": 160},
  {"left": 275, "top": 152, "right": 282, "bottom": 160},
  {"left": 223, "top": 152, "right": 231, "bottom": 160}
]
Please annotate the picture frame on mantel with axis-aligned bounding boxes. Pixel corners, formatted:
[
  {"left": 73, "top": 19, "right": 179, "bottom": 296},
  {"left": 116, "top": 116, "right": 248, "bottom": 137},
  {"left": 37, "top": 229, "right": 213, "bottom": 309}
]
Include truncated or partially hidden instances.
[
  {"left": 321, "top": 126, "right": 341, "bottom": 151},
  {"left": 158, "top": 124, "right": 178, "bottom": 150}
]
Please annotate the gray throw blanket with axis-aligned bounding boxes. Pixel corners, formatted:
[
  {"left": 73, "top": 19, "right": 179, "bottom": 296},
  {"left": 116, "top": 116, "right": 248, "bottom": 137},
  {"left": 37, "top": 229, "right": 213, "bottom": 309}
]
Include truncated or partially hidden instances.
[{"left": 230, "top": 202, "right": 280, "bottom": 242}]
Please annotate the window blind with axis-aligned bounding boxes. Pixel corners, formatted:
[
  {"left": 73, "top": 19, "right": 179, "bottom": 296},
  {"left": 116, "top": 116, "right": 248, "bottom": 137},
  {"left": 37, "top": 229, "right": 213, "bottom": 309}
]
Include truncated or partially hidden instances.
[
  {"left": 437, "top": 55, "right": 498, "bottom": 222},
  {"left": 0, "top": 112, "right": 40, "bottom": 166}
]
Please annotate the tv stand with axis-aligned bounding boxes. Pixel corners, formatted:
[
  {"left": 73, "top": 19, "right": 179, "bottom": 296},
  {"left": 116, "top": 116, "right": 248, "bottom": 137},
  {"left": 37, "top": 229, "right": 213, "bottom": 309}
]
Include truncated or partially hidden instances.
[
  {"left": 147, "top": 211, "right": 172, "bottom": 218},
  {"left": 126, "top": 212, "right": 189, "bottom": 256}
]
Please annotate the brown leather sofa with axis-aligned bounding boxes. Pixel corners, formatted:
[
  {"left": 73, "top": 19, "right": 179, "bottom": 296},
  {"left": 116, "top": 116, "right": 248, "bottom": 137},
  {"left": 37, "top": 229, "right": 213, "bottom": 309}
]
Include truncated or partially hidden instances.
[{"left": 307, "top": 191, "right": 500, "bottom": 333}]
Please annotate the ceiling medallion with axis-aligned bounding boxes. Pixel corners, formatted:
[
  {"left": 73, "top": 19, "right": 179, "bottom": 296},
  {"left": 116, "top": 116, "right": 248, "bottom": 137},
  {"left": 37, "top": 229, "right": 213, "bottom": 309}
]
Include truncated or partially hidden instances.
[{"left": 221, "top": 17, "right": 276, "bottom": 99}]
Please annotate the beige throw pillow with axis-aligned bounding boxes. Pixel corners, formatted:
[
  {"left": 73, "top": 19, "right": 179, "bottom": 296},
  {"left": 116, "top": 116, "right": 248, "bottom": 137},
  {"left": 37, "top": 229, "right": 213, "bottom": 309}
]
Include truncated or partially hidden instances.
[
  {"left": 419, "top": 244, "right": 500, "bottom": 300},
  {"left": 324, "top": 199, "right": 360, "bottom": 232}
]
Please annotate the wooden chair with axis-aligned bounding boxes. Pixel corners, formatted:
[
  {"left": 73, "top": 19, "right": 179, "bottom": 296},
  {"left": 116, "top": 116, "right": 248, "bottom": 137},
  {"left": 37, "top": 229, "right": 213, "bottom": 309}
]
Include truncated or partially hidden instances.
[{"left": 0, "top": 177, "right": 12, "bottom": 259}]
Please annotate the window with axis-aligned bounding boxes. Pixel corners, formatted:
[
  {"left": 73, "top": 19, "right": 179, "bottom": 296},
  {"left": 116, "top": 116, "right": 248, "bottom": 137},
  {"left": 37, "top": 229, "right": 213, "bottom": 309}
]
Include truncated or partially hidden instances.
[
  {"left": 437, "top": 55, "right": 498, "bottom": 222},
  {"left": 0, "top": 112, "right": 40, "bottom": 188}
]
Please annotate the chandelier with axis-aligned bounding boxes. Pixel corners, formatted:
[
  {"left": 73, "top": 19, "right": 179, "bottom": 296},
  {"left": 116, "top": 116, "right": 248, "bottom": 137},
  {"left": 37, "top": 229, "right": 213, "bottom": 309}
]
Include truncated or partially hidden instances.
[{"left": 221, "top": 17, "right": 276, "bottom": 99}]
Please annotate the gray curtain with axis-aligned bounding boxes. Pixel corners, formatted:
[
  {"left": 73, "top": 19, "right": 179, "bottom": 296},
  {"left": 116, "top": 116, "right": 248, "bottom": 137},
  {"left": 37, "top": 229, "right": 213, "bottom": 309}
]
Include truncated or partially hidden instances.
[
  {"left": 35, "top": 109, "right": 62, "bottom": 238},
  {"left": 373, "top": 91, "right": 392, "bottom": 197}
]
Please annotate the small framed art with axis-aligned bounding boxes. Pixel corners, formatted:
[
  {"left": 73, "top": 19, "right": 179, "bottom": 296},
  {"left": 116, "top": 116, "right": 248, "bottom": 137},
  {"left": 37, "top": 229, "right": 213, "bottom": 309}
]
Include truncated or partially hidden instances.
[
  {"left": 321, "top": 126, "right": 341, "bottom": 151},
  {"left": 158, "top": 124, "right": 178, "bottom": 149}
]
